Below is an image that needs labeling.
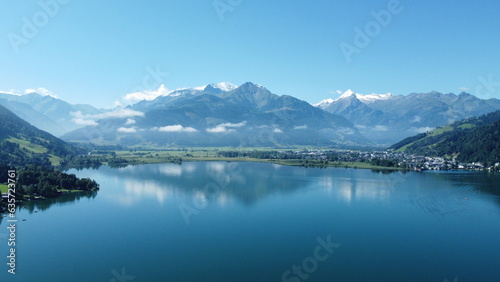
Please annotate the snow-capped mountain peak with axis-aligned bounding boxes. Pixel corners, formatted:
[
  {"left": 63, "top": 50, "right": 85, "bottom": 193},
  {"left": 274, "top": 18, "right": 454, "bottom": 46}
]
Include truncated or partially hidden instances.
[
  {"left": 312, "top": 98, "right": 335, "bottom": 108},
  {"left": 209, "top": 82, "right": 238, "bottom": 92},
  {"left": 356, "top": 92, "right": 392, "bottom": 104},
  {"left": 313, "top": 89, "right": 358, "bottom": 108},
  {"left": 338, "top": 89, "right": 356, "bottom": 99},
  {"left": 313, "top": 89, "right": 393, "bottom": 109},
  {"left": 176, "top": 82, "right": 238, "bottom": 93}
]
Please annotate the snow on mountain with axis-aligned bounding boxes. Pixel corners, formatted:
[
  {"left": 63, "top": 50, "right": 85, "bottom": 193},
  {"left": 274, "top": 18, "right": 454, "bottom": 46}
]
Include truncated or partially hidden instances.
[
  {"left": 312, "top": 98, "right": 335, "bottom": 108},
  {"left": 191, "top": 85, "right": 207, "bottom": 91},
  {"left": 356, "top": 93, "right": 393, "bottom": 104},
  {"left": 313, "top": 89, "right": 392, "bottom": 108},
  {"left": 210, "top": 82, "right": 238, "bottom": 92},
  {"left": 179, "top": 82, "right": 238, "bottom": 93},
  {"left": 338, "top": 89, "right": 356, "bottom": 99},
  {"left": 167, "top": 82, "right": 238, "bottom": 96},
  {"left": 64, "top": 81, "right": 370, "bottom": 147}
]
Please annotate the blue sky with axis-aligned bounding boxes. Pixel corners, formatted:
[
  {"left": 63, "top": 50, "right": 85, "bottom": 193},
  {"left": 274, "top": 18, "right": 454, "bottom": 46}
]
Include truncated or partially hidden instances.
[{"left": 1, "top": 0, "right": 499, "bottom": 108}]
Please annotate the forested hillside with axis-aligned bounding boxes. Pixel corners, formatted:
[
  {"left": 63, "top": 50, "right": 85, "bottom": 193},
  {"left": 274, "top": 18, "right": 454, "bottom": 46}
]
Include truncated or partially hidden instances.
[
  {"left": 0, "top": 105, "right": 99, "bottom": 207},
  {"left": 390, "top": 110, "right": 500, "bottom": 164},
  {"left": 0, "top": 104, "right": 78, "bottom": 167}
]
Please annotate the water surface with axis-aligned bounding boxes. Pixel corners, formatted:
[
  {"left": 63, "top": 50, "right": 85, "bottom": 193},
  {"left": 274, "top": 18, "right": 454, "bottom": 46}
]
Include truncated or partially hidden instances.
[{"left": 1, "top": 162, "right": 499, "bottom": 281}]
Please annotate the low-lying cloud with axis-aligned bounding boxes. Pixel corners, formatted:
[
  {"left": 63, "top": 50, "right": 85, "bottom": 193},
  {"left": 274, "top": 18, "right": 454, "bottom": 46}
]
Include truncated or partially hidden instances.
[
  {"left": 410, "top": 126, "right": 434, "bottom": 134},
  {"left": 93, "top": 109, "right": 144, "bottom": 119},
  {"left": 293, "top": 125, "right": 308, "bottom": 130},
  {"left": 206, "top": 121, "right": 247, "bottom": 133},
  {"left": 125, "top": 118, "right": 136, "bottom": 125},
  {"left": 71, "top": 109, "right": 144, "bottom": 126},
  {"left": 73, "top": 118, "right": 98, "bottom": 126},
  {"left": 373, "top": 125, "right": 389, "bottom": 131},
  {"left": 411, "top": 116, "right": 422, "bottom": 123},
  {"left": 155, "top": 125, "right": 198, "bottom": 132},
  {"left": 123, "top": 84, "right": 172, "bottom": 103},
  {"left": 117, "top": 127, "right": 137, "bottom": 133}
]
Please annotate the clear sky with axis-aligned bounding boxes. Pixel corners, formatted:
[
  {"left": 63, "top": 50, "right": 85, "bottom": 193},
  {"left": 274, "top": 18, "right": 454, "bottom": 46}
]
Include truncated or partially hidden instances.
[{"left": 1, "top": 0, "right": 499, "bottom": 108}]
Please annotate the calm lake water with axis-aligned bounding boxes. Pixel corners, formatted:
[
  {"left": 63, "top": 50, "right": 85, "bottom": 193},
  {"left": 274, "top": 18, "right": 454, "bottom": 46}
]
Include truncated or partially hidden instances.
[{"left": 1, "top": 162, "right": 500, "bottom": 281}]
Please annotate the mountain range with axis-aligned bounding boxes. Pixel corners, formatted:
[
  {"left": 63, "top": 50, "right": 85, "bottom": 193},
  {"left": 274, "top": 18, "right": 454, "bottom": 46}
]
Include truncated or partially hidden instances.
[
  {"left": 62, "top": 82, "right": 368, "bottom": 147},
  {"left": 314, "top": 90, "right": 500, "bottom": 144},
  {"left": 2, "top": 83, "right": 500, "bottom": 147},
  {"left": 0, "top": 92, "right": 104, "bottom": 136}
]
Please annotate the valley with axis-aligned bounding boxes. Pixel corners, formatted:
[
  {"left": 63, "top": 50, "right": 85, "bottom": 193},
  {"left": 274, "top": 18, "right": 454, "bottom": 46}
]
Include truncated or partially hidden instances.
[
  {"left": 77, "top": 147, "right": 500, "bottom": 172},
  {"left": 4, "top": 82, "right": 500, "bottom": 148},
  {"left": 2, "top": 2, "right": 498, "bottom": 280}
]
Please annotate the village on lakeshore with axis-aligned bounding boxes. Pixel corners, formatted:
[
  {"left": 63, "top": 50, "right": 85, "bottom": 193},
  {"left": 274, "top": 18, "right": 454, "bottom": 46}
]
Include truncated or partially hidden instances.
[{"left": 267, "top": 149, "right": 500, "bottom": 172}]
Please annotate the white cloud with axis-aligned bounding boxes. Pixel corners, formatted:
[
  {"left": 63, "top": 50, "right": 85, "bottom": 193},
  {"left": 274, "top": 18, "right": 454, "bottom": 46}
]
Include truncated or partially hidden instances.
[
  {"left": 113, "top": 101, "right": 124, "bottom": 108},
  {"left": 73, "top": 118, "right": 98, "bottom": 126},
  {"left": 117, "top": 127, "right": 137, "bottom": 133},
  {"left": 293, "top": 125, "right": 308, "bottom": 130},
  {"left": 24, "top": 87, "right": 58, "bottom": 98},
  {"left": 94, "top": 109, "right": 144, "bottom": 119},
  {"left": 73, "top": 109, "right": 144, "bottom": 119},
  {"left": 459, "top": 87, "right": 470, "bottom": 91},
  {"left": 220, "top": 121, "right": 247, "bottom": 128},
  {"left": 157, "top": 125, "right": 198, "bottom": 132},
  {"left": 207, "top": 125, "right": 232, "bottom": 133},
  {"left": 0, "top": 90, "right": 21, "bottom": 96},
  {"left": 373, "top": 125, "right": 389, "bottom": 131},
  {"left": 125, "top": 118, "right": 136, "bottom": 125},
  {"left": 71, "top": 109, "right": 144, "bottom": 126},
  {"left": 411, "top": 116, "right": 421, "bottom": 123},
  {"left": 124, "top": 84, "right": 172, "bottom": 102},
  {"left": 273, "top": 128, "right": 283, "bottom": 133},
  {"left": 410, "top": 126, "right": 434, "bottom": 134},
  {"left": 206, "top": 121, "right": 246, "bottom": 133}
]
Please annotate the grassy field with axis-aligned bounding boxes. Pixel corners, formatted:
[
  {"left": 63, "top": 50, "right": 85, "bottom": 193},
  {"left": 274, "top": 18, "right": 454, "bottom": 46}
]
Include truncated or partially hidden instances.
[
  {"left": 102, "top": 149, "right": 402, "bottom": 170},
  {"left": 427, "top": 125, "right": 454, "bottom": 137},
  {"left": 106, "top": 150, "right": 270, "bottom": 165},
  {"left": 49, "top": 155, "right": 63, "bottom": 166},
  {"left": 7, "top": 137, "right": 48, "bottom": 153},
  {"left": 395, "top": 143, "right": 413, "bottom": 152},
  {"left": 457, "top": 123, "right": 474, "bottom": 129},
  {"left": 395, "top": 125, "right": 455, "bottom": 152}
]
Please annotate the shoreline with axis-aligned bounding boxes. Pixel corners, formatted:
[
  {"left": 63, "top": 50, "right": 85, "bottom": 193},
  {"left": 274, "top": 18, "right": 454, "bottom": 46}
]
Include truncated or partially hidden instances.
[
  {"left": 82, "top": 148, "right": 500, "bottom": 172},
  {"left": 88, "top": 156, "right": 406, "bottom": 171},
  {"left": 67, "top": 153, "right": 498, "bottom": 173},
  {"left": 117, "top": 158, "right": 495, "bottom": 172},
  {"left": 0, "top": 188, "right": 98, "bottom": 212}
]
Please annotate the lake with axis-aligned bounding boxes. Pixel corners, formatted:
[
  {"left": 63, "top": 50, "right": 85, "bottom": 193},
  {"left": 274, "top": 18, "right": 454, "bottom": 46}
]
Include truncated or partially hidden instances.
[{"left": 1, "top": 162, "right": 500, "bottom": 281}]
